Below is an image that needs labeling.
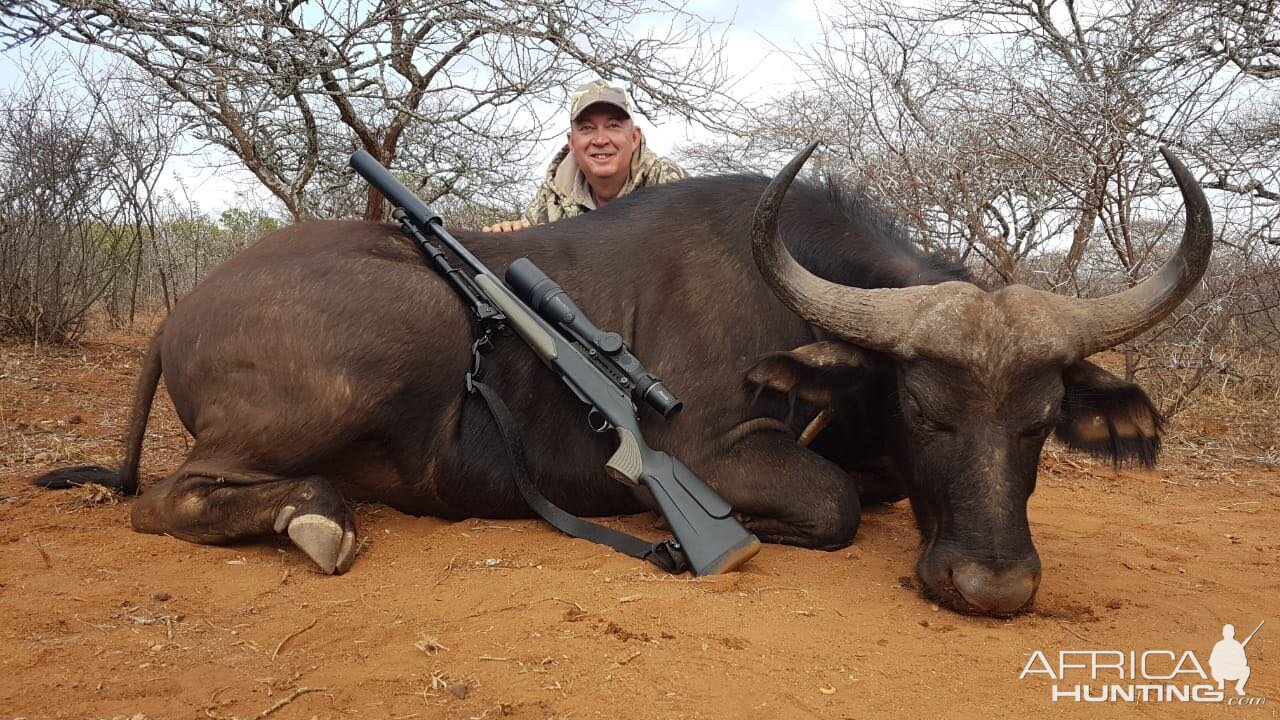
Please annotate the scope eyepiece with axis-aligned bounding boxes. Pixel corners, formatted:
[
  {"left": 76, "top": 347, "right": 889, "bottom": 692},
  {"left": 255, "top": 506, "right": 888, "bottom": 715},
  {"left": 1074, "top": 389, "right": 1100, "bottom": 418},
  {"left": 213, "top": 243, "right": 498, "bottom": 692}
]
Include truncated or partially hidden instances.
[{"left": 640, "top": 378, "right": 683, "bottom": 418}]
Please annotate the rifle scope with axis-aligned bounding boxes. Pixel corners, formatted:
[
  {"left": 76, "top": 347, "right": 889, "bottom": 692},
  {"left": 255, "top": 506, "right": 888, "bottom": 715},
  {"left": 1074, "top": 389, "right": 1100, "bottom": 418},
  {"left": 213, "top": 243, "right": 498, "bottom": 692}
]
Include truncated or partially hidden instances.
[{"left": 506, "top": 258, "right": 683, "bottom": 419}]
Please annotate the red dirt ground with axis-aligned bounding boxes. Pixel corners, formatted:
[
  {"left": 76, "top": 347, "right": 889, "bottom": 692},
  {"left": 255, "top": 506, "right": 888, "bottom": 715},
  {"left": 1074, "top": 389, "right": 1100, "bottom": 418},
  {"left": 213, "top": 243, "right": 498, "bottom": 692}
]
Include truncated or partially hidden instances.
[{"left": 1, "top": 326, "right": 1277, "bottom": 719}]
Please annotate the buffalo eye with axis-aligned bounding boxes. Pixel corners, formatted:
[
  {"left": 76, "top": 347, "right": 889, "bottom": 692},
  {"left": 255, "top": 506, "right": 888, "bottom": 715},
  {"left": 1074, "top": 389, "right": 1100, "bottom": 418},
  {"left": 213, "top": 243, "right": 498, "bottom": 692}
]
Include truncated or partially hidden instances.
[
  {"left": 921, "top": 417, "right": 957, "bottom": 434},
  {"left": 905, "top": 393, "right": 955, "bottom": 434},
  {"left": 1019, "top": 415, "right": 1060, "bottom": 439},
  {"left": 1020, "top": 422, "right": 1053, "bottom": 439}
]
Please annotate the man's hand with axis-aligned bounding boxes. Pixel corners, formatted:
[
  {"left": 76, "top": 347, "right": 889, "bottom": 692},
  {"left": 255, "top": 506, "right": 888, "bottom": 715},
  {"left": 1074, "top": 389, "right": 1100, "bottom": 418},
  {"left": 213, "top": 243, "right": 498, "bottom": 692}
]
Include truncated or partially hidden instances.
[{"left": 483, "top": 219, "right": 528, "bottom": 233}]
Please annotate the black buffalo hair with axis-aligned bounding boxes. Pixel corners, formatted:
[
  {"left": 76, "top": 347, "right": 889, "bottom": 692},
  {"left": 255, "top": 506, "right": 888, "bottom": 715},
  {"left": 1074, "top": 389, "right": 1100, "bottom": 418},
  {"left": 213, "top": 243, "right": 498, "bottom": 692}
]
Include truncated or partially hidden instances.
[{"left": 609, "top": 173, "right": 971, "bottom": 291}]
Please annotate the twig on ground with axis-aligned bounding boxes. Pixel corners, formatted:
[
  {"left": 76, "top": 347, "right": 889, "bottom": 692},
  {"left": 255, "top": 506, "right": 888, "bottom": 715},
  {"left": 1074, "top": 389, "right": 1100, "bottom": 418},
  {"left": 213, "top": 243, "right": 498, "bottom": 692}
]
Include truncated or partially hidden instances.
[
  {"left": 272, "top": 618, "right": 318, "bottom": 661},
  {"left": 29, "top": 537, "right": 52, "bottom": 568},
  {"left": 203, "top": 686, "right": 235, "bottom": 720},
  {"left": 254, "top": 686, "right": 326, "bottom": 719},
  {"left": 415, "top": 634, "right": 448, "bottom": 655},
  {"left": 552, "top": 597, "right": 586, "bottom": 612},
  {"left": 463, "top": 596, "right": 585, "bottom": 619},
  {"left": 432, "top": 554, "right": 458, "bottom": 589},
  {"left": 617, "top": 650, "right": 642, "bottom": 665},
  {"left": 74, "top": 615, "right": 112, "bottom": 633},
  {"left": 753, "top": 586, "right": 808, "bottom": 595},
  {"left": 1058, "top": 621, "right": 1090, "bottom": 642},
  {"left": 1058, "top": 455, "right": 1085, "bottom": 471}
]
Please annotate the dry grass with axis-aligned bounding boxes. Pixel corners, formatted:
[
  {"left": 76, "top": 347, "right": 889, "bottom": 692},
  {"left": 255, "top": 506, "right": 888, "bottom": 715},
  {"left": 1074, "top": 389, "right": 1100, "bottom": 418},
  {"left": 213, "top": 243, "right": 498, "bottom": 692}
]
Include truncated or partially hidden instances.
[
  {"left": 1, "top": 320, "right": 187, "bottom": 488},
  {"left": 52, "top": 481, "right": 121, "bottom": 512},
  {"left": 1083, "top": 348, "right": 1278, "bottom": 481}
]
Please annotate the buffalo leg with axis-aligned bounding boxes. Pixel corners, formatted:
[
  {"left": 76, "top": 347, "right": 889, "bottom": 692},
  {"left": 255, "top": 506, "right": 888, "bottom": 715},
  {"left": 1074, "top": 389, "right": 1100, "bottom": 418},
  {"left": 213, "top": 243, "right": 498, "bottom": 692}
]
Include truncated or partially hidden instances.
[
  {"left": 130, "top": 460, "right": 357, "bottom": 574},
  {"left": 701, "top": 430, "right": 861, "bottom": 549}
]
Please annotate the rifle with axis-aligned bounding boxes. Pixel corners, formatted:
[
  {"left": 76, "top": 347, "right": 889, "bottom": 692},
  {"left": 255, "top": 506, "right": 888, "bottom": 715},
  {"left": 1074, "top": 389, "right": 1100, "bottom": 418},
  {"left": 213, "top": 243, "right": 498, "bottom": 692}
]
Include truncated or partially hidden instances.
[
  {"left": 1242, "top": 620, "right": 1264, "bottom": 648},
  {"left": 350, "top": 150, "right": 760, "bottom": 576}
]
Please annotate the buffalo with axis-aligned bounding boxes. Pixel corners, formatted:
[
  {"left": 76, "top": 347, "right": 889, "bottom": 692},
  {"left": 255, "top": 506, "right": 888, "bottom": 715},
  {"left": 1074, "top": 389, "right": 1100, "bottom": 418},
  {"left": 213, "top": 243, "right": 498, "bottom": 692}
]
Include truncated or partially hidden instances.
[{"left": 36, "top": 146, "right": 1211, "bottom": 616}]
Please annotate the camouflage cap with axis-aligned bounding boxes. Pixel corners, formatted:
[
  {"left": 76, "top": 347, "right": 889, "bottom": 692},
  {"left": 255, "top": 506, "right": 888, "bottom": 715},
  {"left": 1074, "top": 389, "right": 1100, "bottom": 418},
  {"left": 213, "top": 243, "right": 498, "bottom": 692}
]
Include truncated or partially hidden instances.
[{"left": 569, "top": 80, "right": 632, "bottom": 121}]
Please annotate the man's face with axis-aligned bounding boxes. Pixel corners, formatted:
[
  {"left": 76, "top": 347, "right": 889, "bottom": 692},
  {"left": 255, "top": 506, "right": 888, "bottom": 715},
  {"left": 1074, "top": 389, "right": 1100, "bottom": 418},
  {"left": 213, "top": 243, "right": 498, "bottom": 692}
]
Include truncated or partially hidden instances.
[{"left": 568, "top": 105, "right": 642, "bottom": 186}]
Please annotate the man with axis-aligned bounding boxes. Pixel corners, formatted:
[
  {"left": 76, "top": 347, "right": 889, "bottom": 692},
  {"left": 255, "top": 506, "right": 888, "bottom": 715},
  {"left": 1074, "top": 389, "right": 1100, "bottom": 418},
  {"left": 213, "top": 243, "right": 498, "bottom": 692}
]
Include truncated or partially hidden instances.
[
  {"left": 484, "top": 80, "right": 686, "bottom": 232},
  {"left": 1209, "top": 623, "right": 1252, "bottom": 696}
]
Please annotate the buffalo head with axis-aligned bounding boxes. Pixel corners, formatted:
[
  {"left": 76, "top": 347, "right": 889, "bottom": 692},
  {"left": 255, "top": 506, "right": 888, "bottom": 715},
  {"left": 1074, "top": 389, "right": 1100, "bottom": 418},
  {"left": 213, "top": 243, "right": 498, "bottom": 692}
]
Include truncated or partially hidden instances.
[{"left": 750, "top": 144, "right": 1212, "bottom": 615}]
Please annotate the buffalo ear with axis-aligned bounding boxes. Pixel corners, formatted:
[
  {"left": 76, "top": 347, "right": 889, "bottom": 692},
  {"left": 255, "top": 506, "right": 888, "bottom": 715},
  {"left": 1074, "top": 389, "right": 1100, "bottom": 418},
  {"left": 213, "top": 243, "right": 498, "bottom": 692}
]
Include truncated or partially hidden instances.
[
  {"left": 1056, "top": 359, "right": 1164, "bottom": 467},
  {"left": 744, "top": 340, "right": 870, "bottom": 406}
]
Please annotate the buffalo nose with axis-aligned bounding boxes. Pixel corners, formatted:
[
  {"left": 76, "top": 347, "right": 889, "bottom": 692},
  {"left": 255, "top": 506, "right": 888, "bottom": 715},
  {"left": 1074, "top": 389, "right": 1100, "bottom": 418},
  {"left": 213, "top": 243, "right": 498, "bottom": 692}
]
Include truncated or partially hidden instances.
[{"left": 951, "top": 561, "right": 1040, "bottom": 615}]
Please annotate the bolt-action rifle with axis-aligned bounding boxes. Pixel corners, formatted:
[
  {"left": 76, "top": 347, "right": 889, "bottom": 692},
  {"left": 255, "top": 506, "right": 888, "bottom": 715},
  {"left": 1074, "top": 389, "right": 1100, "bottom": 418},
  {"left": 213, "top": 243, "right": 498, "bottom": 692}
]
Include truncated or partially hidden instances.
[{"left": 350, "top": 150, "right": 760, "bottom": 575}]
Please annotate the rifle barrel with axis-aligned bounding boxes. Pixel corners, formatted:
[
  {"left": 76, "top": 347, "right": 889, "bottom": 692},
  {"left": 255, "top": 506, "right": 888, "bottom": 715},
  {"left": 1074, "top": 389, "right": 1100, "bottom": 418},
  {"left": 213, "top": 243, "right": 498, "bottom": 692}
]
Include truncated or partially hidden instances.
[
  {"left": 349, "top": 150, "right": 498, "bottom": 284},
  {"left": 1242, "top": 620, "right": 1265, "bottom": 647}
]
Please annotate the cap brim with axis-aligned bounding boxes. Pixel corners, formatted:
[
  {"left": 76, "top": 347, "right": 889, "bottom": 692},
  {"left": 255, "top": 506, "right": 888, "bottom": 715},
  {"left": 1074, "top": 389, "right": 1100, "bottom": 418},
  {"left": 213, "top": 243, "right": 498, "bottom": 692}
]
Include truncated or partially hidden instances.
[{"left": 572, "top": 100, "right": 631, "bottom": 120}]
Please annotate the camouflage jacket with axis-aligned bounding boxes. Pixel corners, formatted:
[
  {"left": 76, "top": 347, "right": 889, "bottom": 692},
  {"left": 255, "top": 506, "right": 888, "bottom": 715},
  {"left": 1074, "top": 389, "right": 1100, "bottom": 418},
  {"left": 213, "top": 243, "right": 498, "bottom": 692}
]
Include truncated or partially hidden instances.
[{"left": 520, "top": 139, "right": 686, "bottom": 226}]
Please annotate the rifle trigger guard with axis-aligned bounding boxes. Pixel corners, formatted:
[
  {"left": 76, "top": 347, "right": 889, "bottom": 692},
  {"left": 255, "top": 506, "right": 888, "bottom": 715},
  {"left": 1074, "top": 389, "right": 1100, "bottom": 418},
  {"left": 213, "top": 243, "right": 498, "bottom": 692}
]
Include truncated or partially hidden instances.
[{"left": 587, "top": 409, "right": 610, "bottom": 433}]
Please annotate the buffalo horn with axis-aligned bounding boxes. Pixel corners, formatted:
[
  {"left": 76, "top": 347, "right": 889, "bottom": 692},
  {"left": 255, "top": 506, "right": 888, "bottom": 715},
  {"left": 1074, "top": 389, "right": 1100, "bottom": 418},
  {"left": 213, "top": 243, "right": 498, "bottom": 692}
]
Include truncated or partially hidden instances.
[
  {"left": 752, "top": 144, "right": 1213, "bottom": 359},
  {"left": 1057, "top": 147, "right": 1214, "bottom": 357},
  {"left": 750, "top": 141, "right": 935, "bottom": 352}
]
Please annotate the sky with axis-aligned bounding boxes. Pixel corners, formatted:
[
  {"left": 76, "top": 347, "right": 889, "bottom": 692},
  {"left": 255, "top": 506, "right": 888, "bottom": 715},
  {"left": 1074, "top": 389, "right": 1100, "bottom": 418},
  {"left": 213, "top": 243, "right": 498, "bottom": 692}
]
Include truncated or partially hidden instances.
[{"left": 0, "top": 0, "right": 839, "bottom": 217}]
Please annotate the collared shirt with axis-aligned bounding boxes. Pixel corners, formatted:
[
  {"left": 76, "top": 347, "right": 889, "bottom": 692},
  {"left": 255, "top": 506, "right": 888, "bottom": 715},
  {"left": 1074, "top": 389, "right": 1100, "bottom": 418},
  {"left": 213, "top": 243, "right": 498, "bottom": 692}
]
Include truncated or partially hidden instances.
[{"left": 521, "top": 139, "right": 686, "bottom": 226}]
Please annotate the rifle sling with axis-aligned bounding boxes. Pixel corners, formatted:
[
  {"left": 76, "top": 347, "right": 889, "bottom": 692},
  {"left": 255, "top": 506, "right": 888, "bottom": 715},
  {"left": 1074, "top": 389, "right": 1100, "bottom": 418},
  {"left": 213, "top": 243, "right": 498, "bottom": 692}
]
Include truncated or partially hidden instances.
[{"left": 469, "top": 377, "right": 690, "bottom": 574}]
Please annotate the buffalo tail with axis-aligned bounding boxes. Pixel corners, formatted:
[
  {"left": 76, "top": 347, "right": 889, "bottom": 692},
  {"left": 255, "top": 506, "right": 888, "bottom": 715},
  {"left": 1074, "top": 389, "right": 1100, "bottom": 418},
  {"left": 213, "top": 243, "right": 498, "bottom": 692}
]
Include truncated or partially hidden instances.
[{"left": 30, "top": 325, "right": 164, "bottom": 496}]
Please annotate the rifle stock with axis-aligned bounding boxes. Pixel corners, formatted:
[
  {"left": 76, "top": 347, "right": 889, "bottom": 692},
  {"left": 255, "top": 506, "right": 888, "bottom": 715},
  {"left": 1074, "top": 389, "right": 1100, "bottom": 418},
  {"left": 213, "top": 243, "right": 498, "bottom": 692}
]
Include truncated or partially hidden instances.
[{"left": 632, "top": 441, "right": 761, "bottom": 575}]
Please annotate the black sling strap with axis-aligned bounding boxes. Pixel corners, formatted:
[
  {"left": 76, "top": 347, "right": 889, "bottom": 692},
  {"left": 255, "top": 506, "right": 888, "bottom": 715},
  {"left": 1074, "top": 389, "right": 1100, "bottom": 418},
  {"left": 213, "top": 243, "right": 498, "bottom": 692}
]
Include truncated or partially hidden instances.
[{"left": 468, "top": 376, "right": 689, "bottom": 574}]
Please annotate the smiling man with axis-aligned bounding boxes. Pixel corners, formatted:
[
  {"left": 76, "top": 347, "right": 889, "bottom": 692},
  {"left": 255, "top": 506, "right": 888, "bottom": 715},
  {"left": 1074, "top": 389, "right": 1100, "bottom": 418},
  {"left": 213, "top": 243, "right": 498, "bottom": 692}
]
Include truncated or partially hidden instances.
[{"left": 484, "top": 80, "right": 686, "bottom": 232}]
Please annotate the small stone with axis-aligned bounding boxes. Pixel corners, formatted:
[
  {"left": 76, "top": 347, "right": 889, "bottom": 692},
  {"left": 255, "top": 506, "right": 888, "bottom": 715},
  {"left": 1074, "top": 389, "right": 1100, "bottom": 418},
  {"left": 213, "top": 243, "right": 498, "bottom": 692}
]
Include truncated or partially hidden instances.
[
  {"left": 153, "top": 592, "right": 171, "bottom": 602},
  {"left": 448, "top": 683, "right": 470, "bottom": 699}
]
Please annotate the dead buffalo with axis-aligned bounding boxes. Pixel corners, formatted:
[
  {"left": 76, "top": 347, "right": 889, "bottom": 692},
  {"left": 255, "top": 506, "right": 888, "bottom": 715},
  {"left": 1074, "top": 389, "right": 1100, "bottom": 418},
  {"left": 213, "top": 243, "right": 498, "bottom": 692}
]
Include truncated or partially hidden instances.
[{"left": 36, "top": 146, "right": 1211, "bottom": 617}]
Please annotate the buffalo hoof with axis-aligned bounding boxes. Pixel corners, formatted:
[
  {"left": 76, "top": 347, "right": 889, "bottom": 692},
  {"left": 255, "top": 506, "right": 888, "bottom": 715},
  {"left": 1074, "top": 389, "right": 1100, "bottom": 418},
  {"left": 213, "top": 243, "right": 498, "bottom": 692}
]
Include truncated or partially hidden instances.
[
  {"left": 275, "top": 506, "right": 358, "bottom": 574},
  {"left": 287, "top": 515, "right": 357, "bottom": 574}
]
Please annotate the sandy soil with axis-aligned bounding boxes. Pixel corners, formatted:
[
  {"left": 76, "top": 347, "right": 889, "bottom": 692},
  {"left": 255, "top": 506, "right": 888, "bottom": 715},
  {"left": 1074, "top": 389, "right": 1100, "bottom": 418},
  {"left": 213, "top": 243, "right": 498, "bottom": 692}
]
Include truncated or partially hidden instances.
[{"left": 1, "top": 326, "right": 1277, "bottom": 719}]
